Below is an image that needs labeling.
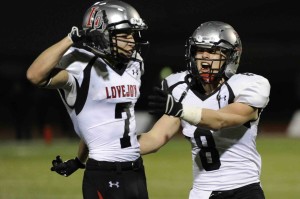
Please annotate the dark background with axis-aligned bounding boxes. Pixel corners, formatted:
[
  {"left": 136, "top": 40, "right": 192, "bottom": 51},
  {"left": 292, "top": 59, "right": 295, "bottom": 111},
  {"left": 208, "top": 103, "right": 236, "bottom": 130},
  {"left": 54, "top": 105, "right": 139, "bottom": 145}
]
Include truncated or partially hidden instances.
[{"left": 0, "top": 0, "right": 299, "bottom": 139}]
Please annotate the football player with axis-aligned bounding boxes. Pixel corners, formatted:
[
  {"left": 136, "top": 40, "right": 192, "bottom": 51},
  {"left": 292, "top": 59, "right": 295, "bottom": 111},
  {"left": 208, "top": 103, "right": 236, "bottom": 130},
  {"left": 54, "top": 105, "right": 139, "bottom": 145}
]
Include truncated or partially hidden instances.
[
  {"left": 139, "top": 21, "right": 270, "bottom": 199},
  {"left": 26, "top": 1, "right": 149, "bottom": 199}
]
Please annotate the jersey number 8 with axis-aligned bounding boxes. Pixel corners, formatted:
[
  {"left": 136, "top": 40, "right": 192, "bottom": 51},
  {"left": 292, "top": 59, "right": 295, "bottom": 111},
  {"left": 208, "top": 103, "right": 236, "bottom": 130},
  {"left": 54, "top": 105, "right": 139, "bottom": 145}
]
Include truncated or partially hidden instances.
[{"left": 194, "top": 128, "right": 221, "bottom": 171}]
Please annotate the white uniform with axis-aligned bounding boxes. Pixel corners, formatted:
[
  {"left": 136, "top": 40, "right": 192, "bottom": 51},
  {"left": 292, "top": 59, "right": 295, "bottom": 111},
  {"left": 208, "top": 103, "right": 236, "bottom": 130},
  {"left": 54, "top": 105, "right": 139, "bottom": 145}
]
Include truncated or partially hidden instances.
[
  {"left": 164, "top": 71, "right": 270, "bottom": 199},
  {"left": 56, "top": 47, "right": 143, "bottom": 162}
]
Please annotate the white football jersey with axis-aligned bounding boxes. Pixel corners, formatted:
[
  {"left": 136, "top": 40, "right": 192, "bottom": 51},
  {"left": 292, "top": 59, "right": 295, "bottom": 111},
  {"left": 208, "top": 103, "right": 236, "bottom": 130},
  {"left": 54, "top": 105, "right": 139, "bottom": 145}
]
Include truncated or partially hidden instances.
[
  {"left": 164, "top": 71, "right": 270, "bottom": 194},
  {"left": 56, "top": 47, "right": 144, "bottom": 162}
]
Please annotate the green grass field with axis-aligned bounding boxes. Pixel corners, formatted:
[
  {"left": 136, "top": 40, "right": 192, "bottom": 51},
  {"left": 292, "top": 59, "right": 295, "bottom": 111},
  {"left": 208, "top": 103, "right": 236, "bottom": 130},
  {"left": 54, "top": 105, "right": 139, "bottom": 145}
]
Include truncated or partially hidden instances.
[{"left": 1, "top": 135, "right": 300, "bottom": 199}]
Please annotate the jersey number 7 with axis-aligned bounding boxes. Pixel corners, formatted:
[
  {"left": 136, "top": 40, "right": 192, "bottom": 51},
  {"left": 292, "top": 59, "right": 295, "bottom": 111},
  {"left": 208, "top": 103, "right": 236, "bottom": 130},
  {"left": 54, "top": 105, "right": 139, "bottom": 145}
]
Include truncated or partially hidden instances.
[{"left": 115, "top": 102, "right": 132, "bottom": 148}]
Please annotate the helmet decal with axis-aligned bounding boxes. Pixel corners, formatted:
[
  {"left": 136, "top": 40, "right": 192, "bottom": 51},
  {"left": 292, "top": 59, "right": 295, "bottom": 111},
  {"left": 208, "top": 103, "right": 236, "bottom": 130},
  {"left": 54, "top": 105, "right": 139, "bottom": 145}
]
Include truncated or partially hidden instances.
[
  {"left": 196, "top": 35, "right": 218, "bottom": 43},
  {"left": 86, "top": 7, "right": 106, "bottom": 31},
  {"left": 130, "top": 18, "right": 144, "bottom": 26}
]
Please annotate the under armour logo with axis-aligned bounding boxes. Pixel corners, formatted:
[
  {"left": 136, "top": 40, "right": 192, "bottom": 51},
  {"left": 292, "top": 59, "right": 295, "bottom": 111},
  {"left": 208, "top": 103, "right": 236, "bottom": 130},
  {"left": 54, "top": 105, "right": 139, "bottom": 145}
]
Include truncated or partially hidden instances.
[
  {"left": 109, "top": 181, "right": 120, "bottom": 188},
  {"left": 217, "top": 95, "right": 227, "bottom": 101},
  {"left": 210, "top": 191, "right": 223, "bottom": 198},
  {"left": 132, "top": 69, "right": 138, "bottom": 75}
]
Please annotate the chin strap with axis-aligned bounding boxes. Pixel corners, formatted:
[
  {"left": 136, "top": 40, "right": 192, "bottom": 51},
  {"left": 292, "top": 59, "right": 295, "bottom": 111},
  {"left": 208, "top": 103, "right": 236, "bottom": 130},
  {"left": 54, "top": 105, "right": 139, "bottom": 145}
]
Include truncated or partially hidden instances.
[{"left": 84, "top": 44, "right": 107, "bottom": 57}]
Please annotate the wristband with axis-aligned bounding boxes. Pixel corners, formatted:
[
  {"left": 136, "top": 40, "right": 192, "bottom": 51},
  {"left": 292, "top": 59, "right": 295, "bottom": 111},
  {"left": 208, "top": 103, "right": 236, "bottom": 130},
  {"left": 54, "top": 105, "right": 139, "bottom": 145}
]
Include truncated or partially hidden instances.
[{"left": 182, "top": 105, "right": 202, "bottom": 125}]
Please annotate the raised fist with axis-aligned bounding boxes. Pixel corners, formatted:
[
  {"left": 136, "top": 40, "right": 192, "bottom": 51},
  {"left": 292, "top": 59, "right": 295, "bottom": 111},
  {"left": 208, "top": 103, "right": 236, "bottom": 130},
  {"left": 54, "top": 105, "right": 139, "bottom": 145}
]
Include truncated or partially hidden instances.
[
  {"left": 85, "top": 29, "right": 108, "bottom": 49},
  {"left": 68, "top": 26, "right": 85, "bottom": 43}
]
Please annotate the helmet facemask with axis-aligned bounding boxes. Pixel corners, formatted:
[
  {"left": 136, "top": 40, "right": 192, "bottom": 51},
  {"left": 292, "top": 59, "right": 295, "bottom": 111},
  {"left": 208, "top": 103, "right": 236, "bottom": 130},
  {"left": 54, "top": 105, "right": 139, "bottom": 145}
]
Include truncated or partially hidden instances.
[
  {"left": 107, "top": 27, "right": 149, "bottom": 64},
  {"left": 187, "top": 42, "right": 232, "bottom": 85}
]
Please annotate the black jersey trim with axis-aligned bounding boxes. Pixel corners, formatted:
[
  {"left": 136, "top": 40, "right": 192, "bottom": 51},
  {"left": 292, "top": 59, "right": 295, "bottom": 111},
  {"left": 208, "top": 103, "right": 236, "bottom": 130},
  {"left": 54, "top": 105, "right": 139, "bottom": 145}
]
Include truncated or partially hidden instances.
[
  {"left": 224, "top": 82, "right": 235, "bottom": 104},
  {"left": 103, "top": 60, "right": 128, "bottom": 76},
  {"left": 75, "top": 56, "right": 97, "bottom": 115},
  {"left": 58, "top": 78, "right": 79, "bottom": 109}
]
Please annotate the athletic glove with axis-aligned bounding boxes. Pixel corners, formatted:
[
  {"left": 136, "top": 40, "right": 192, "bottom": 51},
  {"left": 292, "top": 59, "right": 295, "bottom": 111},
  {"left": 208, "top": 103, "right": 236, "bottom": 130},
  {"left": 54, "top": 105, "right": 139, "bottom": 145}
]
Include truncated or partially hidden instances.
[
  {"left": 50, "top": 155, "right": 85, "bottom": 177},
  {"left": 85, "top": 29, "right": 108, "bottom": 49},
  {"left": 68, "top": 26, "right": 85, "bottom": 43},
  {"left": 148, "top": 87, "right": 183, "bottom": 117},
  {"left": 68, "top": 27, "right": 108, "bottom": 49}
]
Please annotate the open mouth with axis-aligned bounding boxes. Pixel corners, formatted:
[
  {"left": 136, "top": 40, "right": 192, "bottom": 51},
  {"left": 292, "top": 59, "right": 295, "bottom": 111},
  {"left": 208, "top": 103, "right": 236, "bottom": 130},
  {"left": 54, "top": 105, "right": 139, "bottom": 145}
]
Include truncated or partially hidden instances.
[
  {"left": 200, "top": 62, "right": 211, "bottom": 73},
  {"left": 199, "top": 62, "right": 216, "bottom": 83}
]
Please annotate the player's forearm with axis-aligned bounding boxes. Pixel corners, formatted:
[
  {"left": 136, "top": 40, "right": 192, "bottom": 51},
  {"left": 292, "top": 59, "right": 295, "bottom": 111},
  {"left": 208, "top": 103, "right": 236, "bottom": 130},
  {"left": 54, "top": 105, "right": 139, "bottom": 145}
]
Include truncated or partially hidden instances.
[
  {"left": 139, "top": 133, "right": 165, "bottom": 155},
  {"left": 77, "top": 139, "right": 89, "bottom": 163},
  {"left": 139, "top": 115, "right": 180, "bottom": 155},
  {"left": 26, "top": 36, "right": 73, "bottom": 86},
  {"left": 186, "top": 108, "right": 250, "bottom": 130},
  {"left": 197, "top": 109, "right": 227, "bottom": 130}
]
